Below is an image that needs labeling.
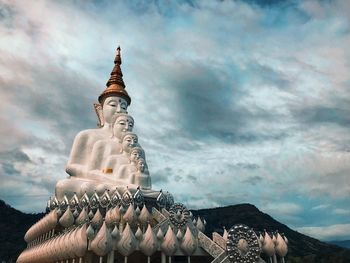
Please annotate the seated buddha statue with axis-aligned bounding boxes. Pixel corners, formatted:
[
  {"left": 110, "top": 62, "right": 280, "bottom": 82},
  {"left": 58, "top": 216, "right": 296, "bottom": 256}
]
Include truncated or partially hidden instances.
[
  {"left": 55, "top": 47, "right": 159, "bottom": 201},
  {"left": 87, "top": 113, "right": 134, "bottom": 172},
  {"left": 131, "top": 158, "right": 152, "bottom": 190},
  {"left": 115, "top": 147, "right": 146, "bottom": 181},
  {"left": 55, "top": 47, "right": 132, "bottom": 200},
  {"left": 102, "top": 132, "right": 139, "bottom": 174}
]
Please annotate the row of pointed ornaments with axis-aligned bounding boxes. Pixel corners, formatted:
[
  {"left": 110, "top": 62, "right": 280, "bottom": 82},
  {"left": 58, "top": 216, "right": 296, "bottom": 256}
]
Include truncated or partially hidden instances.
[{"left": 18, "top": 189, "right": 288, "bottom": 263}]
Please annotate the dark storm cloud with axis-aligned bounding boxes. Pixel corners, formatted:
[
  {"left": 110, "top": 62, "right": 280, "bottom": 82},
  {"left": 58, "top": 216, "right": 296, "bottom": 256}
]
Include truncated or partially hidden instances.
[
  {"left": 187, "top": 174, "right": 197, "bottom": 183},
  {"left": 242, "top": 175, "right": 263, "bottom": 186},
  {"left": 244, "top": 0, "right": 292, "bottom": 7},
  {"left": 295, "top": 105, "right": 350, "bottom": 127},
  {"left": 0, "top": 148, "right": 31, "bottom": 163},
  {"left": 0, "top": 149, "right": 31, "bottom": 186},
  {"left": 1, "top": 57, "right": 100, "bottom": 154},
  {"left": 0, "top": 148, "right": 57, "bottom": 197},
  {"left": 174, "top": 175, "right": 182, "bottom": 182},
  {"left": 233, "top": 163, "right": 260, "bottom": 170},
  {"left": 150, "top": 167, "right": 172, "bottom": 184},
  {"left": 169, "top": 62, "right": 288, "bottom": 144},
  {"left": 251, "top": 63, "right": 291, "bottom": 90},
  {"left": 0, "top": 2, "right": 16, "bottom": 28}
]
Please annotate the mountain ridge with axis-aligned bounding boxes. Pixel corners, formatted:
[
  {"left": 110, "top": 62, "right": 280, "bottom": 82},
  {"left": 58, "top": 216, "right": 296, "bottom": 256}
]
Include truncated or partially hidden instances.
[
  {"left": 192, "top": 203, "right": 350, "bottom": 262},
  {"left": 327, "top": 240, "right": 350, "bottom": 249},
  {"left": 0, "top": 200, "right": 45, "bottom": 262}
]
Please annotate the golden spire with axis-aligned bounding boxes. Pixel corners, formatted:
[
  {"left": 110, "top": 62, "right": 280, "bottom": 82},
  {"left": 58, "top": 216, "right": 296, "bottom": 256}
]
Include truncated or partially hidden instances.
[{"left": 98, "top": 46, "right": 131, "bottom": 105}]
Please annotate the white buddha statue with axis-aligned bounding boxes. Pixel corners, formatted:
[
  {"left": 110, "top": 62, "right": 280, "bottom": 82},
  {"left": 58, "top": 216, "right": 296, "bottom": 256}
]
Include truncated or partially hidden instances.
[
  {"left": 66, "top": 47, "right": 131, "bottom": 179},
  {"left": 55, "top": 47, "right": 159, "bottom": 200},
  {"left": 55, "top": 47, "right": 132, "bottom": 199},
  {"left": 132, "top": 158, "right": 151, "bottom": 190},
  {"left": 102, "top": 132, "right": 139, "bottom": 174},
  {"left": 87, "top": 113, "right": 134, "bottom": 172},
  {"left": 115, "top": 147, "right": 146, "bottom": 181}
]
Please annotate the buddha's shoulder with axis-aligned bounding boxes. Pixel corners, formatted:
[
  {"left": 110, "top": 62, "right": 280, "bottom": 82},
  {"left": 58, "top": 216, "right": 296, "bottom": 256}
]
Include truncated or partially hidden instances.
[{"left": 74, "top": 128, "right": 108, "bottom": 140}]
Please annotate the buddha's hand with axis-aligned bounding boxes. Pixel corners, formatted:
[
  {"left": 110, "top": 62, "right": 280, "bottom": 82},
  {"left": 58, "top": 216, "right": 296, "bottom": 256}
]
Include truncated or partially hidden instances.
[{"left": 65, "top": 164, "right": 87, "bottom": 178}]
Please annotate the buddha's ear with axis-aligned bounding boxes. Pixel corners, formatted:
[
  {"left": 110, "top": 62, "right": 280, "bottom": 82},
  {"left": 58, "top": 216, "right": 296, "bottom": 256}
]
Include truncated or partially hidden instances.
[{"left": 93, "top": 103, "right": 104, "bottom": 128}]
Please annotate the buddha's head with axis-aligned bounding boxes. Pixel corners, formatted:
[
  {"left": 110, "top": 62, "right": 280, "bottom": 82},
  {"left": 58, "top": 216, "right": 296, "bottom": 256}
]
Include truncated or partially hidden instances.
[
  {"left": 102, "top": 96, "right": 128, "bottom": 125},
  {"left": 129, "top": 147, "right": 145, "bottom": 163},
  {"left": 137, "top": 158, "right": 146, "bottom": 173},
  {"left": 112, "top": 113, "right": 134, "bottom": 141},
  {"left": 121, "top": 132, "right": 138, "bottom": 153}
]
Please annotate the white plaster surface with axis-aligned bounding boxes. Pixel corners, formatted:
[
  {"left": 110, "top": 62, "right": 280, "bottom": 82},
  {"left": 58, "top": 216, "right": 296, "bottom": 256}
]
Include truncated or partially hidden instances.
[{"left": 55, "top": 95, "right": 154, "bottom": 200}]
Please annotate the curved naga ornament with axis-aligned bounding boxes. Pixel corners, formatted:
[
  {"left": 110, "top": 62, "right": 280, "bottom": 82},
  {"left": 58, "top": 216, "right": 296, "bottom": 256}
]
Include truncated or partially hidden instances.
[
  {"left": 156, "top": 190, "right": 167, "bottom": 208},
  {"left": 110, "top": 190, "right": 121, "bottom": 207},
  {"left": 169, "top": 203, "right": 190, "bottom": 228},
  {"left": 90, "top": 192, "right": 100, "bottom": 209},
  {"left": 79, "top": 193, "right": 90, "bottom": 209},
  {"left": 121, "top": 189, "right": 133, "bottom": 207},
  {"left": 100, "top": 190, "right": 111, "bottom": 208},
  {"left": 133, "top": 187, "right": 144, "bottom": 207},
  {"left": 226, "top": 224, "right": 261, "bottom": 263},
  {"left": 165, "top": 192, "right": 174, "bottom": 208}
]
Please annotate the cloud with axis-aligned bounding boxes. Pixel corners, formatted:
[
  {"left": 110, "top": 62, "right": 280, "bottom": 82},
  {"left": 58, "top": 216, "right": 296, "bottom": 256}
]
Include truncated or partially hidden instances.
[
  {"left": 333, "top": 208, "right": 350, "bottom": 216},
  {"left": 297, "top": 223, "right": 350, "bottom": 241},
  {"left": 149, "top": 167, "right": 171, "bottom": 185},
  {"left": 0, "top": 0, "right": 349, "bottom": 240},
  {"left": 311, "top": 204, "right": 330, "bottom": 210},
  {"left": 242, "top": 175, "right": 263, "bottom": 186},
  {"left": 263, "top": 202, "right": 303, "bottom": 218},
  {"left": 294, "top": 105, "right": 350, "bottom": 127}
]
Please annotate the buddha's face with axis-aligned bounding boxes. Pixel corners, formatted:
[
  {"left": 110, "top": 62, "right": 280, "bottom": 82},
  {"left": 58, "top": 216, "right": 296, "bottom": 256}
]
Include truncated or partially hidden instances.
[
  {"left": 102, "top": 96, "right": 128, "bottom": 124},
  {"left": 130, "top": 148, "right": 144, "bottom": 163},
  {"left": 122, "top": 133, "right": 138, "bottom": 152},
  {"left": 137, "top": 159, "right": 146, "bottom": 172},
  {"left": 113, "top": 114, "right": 134, "bottom": 140}
]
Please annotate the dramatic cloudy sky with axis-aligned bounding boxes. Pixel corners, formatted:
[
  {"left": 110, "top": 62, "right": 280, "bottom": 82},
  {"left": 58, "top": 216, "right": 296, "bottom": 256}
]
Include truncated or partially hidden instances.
[{"left": 1, "top": 0, "right": 349, "bottom": 241}]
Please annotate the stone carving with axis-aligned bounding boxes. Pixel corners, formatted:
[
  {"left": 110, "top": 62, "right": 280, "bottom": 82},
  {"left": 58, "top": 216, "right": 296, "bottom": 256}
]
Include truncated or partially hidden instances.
[
  {"left": 275, "top": 232, "right": 288, "bottom": 258},
  {"left": 110, "top": 190, "right": 121, "bottom": 207},
  {"left": 169, "top": 203, "right": 191, "bottom": 228},
  {"left": 180, "top": 226, "right": 198, "bottom": 255},
  {"left": 105, "top": 206, "right": 121, "bottom": 227},
  {"left": 161, "top": 225, "right": 178, "bottom": 256},
  {"left": 76, "top": 208, "right": 89, "bottom": 225},
  {"left": 139, "top": 223, "right": 158, "bottom": 256},
  {"left": 226, "top": 224, "right": 261, "bottom": 263},
  {"left": 58, "top": 209, "right": 74, "bottom": 228},
  {"left": 117, "top": 223, "right": 137, "bottom": 256},
  {"left": 90, "top": 221, "right": 113, "bottom": 256},
  {"left": 261, "top": 231, "right": 275, "bottom": 257},
  {"left": 139, "top": 205, "right": 152, "bottom": 225}
]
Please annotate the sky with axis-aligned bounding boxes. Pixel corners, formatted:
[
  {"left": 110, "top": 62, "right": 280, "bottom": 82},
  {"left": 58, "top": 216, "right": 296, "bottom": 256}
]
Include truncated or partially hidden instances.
[{"left": 0, "top": 0, "right": 349, "bottom": 241}]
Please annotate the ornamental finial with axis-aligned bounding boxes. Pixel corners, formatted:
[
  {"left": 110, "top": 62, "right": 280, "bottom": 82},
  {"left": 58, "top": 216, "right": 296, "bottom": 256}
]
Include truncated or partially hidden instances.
[{"left": 98, "top": 46, "right": 131, "bottom": 105}]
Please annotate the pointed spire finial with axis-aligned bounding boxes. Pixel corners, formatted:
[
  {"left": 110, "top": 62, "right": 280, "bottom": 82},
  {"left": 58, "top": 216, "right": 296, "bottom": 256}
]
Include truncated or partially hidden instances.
[
  {"left": 115, "top": 46, "right": 121, "bottom": 65},
  {"left": 98, "top": 46, "right": 131, "bottom": 105}
]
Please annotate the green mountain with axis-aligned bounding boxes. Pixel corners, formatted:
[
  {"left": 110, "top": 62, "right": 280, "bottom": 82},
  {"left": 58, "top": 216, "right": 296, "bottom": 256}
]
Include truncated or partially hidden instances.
[
  {"left": 327, "top": 240, "right": 350, "bottom": 249},
  {"left": 0, "top": 200, "right": 44, "bottom": 262}
]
